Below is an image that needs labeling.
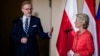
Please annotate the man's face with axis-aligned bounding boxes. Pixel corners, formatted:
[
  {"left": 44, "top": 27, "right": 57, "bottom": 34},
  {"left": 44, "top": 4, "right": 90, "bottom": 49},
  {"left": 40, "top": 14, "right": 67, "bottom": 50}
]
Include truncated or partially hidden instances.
[{"left": 21, "top": 4, "right": 32, "bottom": 16}]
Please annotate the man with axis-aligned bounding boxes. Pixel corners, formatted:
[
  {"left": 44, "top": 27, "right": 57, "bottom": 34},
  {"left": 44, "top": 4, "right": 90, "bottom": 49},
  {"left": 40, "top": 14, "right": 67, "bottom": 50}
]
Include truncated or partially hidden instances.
[{"left": 10, "top": 1, "right": 52, "bottom": 56}]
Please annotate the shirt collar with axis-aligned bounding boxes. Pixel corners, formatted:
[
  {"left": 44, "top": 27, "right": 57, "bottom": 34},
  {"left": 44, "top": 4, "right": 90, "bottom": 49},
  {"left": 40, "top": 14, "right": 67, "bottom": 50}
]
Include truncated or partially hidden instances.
[
  {"left": 23, "top": 15, "right": 30, "bottom": 19},
  {"left": 22, "top": 15, "right": 31, "bottom": 23}
]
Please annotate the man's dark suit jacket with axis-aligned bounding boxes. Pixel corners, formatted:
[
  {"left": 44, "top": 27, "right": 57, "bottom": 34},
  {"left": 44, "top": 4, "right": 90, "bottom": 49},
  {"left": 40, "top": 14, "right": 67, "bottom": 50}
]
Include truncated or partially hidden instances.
[{"left": 10, "top": 16, "right": 49, "bottom": 56}]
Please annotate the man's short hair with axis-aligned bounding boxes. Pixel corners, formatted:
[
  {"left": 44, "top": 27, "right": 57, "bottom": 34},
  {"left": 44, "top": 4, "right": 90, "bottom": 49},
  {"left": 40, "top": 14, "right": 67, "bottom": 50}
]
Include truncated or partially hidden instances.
[{"left": 21, "top": 1, "right": 32, "bottom": 7}]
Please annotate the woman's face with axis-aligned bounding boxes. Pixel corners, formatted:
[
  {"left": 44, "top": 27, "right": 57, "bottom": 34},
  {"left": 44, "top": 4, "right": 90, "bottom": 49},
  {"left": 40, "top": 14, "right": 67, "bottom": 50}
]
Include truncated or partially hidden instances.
[{"left": 75, "top": 17, "right": 83, "bottom": 28}]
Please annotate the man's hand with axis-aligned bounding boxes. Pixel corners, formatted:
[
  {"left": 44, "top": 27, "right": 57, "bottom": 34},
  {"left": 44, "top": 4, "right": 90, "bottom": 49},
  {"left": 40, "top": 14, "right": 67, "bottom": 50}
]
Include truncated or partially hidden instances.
[
  {"left": 21, "top": 37, "right": 28, "bottom": 44},
  {"left": 49, "top": 27, "right": 53, "bottom": 36}
]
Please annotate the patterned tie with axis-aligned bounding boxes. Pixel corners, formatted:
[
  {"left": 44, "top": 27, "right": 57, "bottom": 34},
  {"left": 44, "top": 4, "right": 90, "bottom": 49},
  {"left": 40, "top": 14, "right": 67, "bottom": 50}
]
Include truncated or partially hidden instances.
[{"left": 25, "top": 18, "right": 28, "bottom": 34}]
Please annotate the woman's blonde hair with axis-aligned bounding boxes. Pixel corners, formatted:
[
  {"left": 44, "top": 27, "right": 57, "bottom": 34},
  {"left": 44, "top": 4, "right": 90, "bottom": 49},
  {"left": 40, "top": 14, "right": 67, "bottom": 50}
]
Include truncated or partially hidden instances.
[{"left": 76, "top": 13, "right": 89, "bottom": 29}]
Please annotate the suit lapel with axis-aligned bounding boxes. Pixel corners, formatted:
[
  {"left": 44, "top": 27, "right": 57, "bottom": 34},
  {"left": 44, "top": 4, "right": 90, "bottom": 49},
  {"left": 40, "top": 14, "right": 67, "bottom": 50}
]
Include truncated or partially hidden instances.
[
  {"left": 27, "top": 16, "right": 33, "bottom": 34},
  {"left": 20, "top": 16, "right": 26, "bottom": 34}
]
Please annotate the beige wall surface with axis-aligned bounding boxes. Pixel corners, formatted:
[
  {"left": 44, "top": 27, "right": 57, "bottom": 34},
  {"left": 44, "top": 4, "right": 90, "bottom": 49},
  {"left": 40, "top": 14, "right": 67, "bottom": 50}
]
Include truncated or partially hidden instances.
[
  {"left": 50, "top": 0, "right": 66, "bottom": 56},
  {"left": 50, "top": 0, "right": 100, "bottom": 56},
  {"left": 32, "top": 0, "right": 51, "bottom": 32}
]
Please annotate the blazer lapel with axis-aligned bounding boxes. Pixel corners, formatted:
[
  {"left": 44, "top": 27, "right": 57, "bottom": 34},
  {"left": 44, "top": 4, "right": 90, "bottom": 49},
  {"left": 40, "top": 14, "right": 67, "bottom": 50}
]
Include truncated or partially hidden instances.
[
  {"left": 20, "top": 16, "right": 26, "bottom": 34},
  {"left": 27, "top": 16, "right": 32, "bottom": 34}
]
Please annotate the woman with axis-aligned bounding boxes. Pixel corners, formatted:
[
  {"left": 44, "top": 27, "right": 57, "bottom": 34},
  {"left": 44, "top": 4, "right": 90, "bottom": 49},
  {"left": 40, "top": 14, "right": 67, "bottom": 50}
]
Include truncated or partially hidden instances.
[{"left": 68, "top": 13, "right": 94, "bottom": 56}]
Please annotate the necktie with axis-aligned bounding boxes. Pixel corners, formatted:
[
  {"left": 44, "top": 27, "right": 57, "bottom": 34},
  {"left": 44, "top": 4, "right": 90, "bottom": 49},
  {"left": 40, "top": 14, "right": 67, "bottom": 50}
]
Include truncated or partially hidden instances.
[{"left": 25, "top": 18, "right": 28, "bottom": 34}]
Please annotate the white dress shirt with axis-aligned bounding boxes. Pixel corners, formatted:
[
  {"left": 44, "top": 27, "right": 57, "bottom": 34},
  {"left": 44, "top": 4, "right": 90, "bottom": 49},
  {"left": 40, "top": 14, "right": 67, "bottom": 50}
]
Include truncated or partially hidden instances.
[{"left": 22, "top": 16, "right": 31, "bottom": 31}]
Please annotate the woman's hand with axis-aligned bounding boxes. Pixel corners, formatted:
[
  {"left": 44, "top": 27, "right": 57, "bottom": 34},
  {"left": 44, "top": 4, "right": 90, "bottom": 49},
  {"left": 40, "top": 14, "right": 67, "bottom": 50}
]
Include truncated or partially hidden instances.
[
  {"left": 67, "top": 50, "right": 74, "bottom": 56},
  {"left": 73, "top": 53, "right": 79, "bottom": 56}
]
